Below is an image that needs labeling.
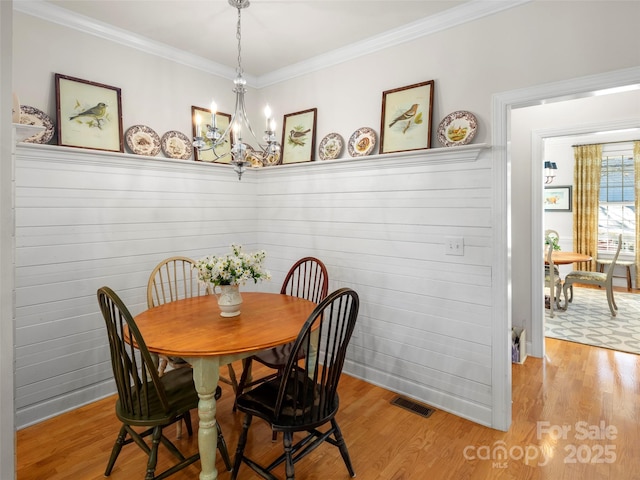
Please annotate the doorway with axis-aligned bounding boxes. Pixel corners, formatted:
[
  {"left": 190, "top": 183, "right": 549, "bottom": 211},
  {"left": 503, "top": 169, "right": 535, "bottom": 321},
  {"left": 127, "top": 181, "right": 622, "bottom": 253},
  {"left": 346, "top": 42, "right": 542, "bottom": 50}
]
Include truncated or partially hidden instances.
[
  {"left": 491, "top": 66, "right": 640, "bottom": 432},
  {"left": 527, "top": 106, "right": 640, "bottom": 359}
]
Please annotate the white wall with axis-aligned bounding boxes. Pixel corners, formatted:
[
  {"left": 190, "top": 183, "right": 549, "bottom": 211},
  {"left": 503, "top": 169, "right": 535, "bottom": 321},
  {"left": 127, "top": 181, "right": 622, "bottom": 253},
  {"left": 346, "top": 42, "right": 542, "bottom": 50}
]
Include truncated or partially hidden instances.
[
  {"left": 1, "top": 1, "right": 15, "bottom": 478},
  {"left": 7, "top": 0, "right": 640, "bottom": 437},
  {"left": 258, "top": 1, "right": 640, "bottom": 154}
]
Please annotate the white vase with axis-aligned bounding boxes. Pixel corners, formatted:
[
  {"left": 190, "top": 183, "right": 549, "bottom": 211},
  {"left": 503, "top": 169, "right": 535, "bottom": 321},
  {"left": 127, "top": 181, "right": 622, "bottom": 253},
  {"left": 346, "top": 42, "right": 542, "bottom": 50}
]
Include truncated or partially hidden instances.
[{"left": 214, "top": 284, "right": 242, "bottom": 317}]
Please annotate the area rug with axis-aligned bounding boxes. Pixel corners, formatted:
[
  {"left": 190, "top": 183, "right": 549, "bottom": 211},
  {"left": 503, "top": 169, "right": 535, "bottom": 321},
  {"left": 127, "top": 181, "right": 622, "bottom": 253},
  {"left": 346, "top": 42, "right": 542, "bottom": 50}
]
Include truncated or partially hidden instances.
[{"left": 545, "top": 287, "right": 640, "bottom": 355}]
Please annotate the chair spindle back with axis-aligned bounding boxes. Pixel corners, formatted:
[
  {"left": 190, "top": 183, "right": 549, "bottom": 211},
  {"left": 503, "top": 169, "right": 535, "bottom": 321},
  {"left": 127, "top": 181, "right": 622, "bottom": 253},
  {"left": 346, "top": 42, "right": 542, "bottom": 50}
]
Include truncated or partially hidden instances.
[
  {"left": 274, "top": 288, "right": 359, "bottom": 426},
  {"left": 98, "top": 286, "right": 171, "bottom": 418},
  {"left": 280, "top": 257, "right": 328, "bottom": 303}
]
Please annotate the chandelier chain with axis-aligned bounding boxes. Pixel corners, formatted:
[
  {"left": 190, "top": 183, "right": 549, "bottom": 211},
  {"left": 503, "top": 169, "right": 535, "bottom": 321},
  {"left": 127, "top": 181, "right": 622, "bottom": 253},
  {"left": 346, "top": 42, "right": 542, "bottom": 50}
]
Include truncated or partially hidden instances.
[{"left": 236, "top": 7, "right": 243, "bottom": 77}]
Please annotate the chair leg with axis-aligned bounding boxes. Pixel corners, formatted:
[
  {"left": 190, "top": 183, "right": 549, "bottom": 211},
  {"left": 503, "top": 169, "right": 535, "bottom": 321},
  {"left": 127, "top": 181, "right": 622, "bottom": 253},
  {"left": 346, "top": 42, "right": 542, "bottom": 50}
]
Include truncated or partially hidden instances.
[
  {"left": 234, "top": 358, "right": 252, "bottom": 412},
  {"left": 158, "top": 356, "right": 168, "bottom": 377},
  {"left": 606, "top": 287, "right": 617, "bottom": 316},
  {"left": 560, "top": 283, "right": 568, "bottom": 310},
  {"left": 227, "top": 363, "right": 238, "bottom": 395},
  {"left": 175, "top": 417, "right": 184, "bottom": 439},
  {"left": 183, "top": 411, "right": 193, "bottom": 437},
  {"left": 217, "top": 422, "right": 232, "bottom": 471},
  {"left": 105, "top": 425, "right": 128, "bottom": 476},
  {"left": 145, "top": 426, "right": 162, "bottom": 480},
  {"left": 331, "top": 418, "right": 356, "bottom": 477},
  {"left": 283, "top": 431, "right": 295, "bottom": 480},
  {"left": 567, "top": 284, "right": 573, "bottom": 303},
  {"left": 231, "top": 414, "right": 253, "bottom": 480}
]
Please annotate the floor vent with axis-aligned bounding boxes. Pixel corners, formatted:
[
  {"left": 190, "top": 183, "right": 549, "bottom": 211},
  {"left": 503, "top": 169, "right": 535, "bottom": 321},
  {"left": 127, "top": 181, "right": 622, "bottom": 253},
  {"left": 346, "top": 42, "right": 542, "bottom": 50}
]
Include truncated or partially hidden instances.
[{"left": 391, "top": 396, "right": 435, "bottom": 418}]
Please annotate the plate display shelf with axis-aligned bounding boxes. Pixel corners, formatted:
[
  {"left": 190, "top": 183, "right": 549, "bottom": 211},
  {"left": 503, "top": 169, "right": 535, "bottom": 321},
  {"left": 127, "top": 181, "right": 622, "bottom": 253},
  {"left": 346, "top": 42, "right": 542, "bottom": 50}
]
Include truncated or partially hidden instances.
[{"left": 14, "top": 139, "right": 490, "bottom": 181}]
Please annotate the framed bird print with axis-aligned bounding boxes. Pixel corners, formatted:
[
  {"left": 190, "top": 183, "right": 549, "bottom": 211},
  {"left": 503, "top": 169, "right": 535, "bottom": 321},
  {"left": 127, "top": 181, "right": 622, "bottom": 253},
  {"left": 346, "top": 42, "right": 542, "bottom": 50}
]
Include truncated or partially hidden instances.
[
  {"left": 55, "top": 73, "right": 124, "bottom": 152},
  {"left": 379, "top": 80, "right": 434, "bottom": 154},
  {"left": 281, "top": 108, "right": 317, "bottom": 164},
  {"left": 191, "top": 105, "right": 233, "bottom": 163}
]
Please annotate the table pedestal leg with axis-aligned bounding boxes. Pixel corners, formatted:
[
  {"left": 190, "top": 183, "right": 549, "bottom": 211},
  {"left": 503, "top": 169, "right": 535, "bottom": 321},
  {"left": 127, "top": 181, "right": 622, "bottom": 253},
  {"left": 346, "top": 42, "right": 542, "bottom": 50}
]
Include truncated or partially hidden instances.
[{"left": 190, "top": 357, "right": 221, "bottom": 480}]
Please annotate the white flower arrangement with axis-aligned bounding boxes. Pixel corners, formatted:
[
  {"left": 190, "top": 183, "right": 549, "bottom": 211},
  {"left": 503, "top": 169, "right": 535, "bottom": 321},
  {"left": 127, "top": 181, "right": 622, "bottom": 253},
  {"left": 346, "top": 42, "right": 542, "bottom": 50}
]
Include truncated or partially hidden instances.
[{"left": 195, "top": 244, "right": 271, "bottom": 287}]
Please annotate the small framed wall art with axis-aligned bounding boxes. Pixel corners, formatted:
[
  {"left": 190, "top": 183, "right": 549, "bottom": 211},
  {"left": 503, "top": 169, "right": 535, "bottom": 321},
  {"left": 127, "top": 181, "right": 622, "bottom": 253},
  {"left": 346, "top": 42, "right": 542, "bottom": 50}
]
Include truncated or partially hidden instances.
[
  {"left": 281, "top": 108, "right": 317, "bottom": 164},
  {"left": 191, "top": 105, "right": 233, "bottom": 163},
  {"left": 379, "top": 80, "right": 434, "bottom": 154},
  {"left": 55, "top": 73, "right": 123, "bottom": 152},
  {"left": 544, "top": 185, "right": 572, "bottom": 212}
]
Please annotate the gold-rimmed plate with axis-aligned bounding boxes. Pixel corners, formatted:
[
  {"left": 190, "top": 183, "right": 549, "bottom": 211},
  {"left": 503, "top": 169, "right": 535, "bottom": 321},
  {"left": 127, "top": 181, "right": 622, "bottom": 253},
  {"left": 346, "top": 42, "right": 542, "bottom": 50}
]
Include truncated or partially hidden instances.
[
  {"left": 437, "top": 111, "right": 478, "bottom": 147},
  {"left": 125, "top": 125, "right": 161, "bottom": 156},
  {"left": 348, "top": 127, "right": 376, "bottom": 157},
  {"left": 318, "top": 133, "right": 344, "bottom": 160},
  {"left": 160, "top": 130, "right": 193, "bottom": 160}
]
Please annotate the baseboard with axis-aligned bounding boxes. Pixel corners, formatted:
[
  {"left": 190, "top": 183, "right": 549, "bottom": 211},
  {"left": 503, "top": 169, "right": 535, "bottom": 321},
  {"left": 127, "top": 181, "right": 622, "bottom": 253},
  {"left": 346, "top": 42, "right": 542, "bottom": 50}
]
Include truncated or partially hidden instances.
[{"left": 343, "top": 359, "right": 493, "bottom": 428}]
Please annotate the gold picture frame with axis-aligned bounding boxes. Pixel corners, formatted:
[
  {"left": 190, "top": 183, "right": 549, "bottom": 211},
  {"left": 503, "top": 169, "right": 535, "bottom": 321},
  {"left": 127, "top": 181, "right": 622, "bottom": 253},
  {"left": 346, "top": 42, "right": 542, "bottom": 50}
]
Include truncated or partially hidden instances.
[
  {"left": 379, "top": 80, "right": 434, "bottom": 154},
  {"left": 281, "top": 108, "right": 317, "bottom": 164},
  {"left": 55, "top": 73, "right": 123, "bottom": 152},
  {"left": 191, "top": 105, "right": 233, "bottom": 163}
]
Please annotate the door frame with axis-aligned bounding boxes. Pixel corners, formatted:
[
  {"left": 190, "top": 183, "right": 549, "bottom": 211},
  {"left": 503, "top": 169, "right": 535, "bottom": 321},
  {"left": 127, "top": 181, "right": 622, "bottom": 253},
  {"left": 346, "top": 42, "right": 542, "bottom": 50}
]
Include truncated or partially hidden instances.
[{"left": 491, "top": 66, "right": 640, "bottom": 431}]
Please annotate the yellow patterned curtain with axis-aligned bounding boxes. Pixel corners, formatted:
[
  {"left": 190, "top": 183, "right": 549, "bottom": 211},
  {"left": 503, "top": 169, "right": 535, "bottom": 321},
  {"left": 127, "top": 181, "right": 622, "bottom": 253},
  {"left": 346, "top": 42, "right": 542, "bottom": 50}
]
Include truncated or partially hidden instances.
[
  {"left": 635, "top": 141, "right": 640, "bottom": 287},
  {"left": 573, "top": 144, "right": 602, "bottom": 271}
]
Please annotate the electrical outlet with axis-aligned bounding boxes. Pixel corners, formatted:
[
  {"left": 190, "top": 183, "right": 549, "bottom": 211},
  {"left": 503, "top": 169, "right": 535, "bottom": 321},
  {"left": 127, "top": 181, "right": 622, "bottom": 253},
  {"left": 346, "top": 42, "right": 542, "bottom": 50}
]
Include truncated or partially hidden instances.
[{"left": 445, "top": 236, "right": 464, "bottom": 256}]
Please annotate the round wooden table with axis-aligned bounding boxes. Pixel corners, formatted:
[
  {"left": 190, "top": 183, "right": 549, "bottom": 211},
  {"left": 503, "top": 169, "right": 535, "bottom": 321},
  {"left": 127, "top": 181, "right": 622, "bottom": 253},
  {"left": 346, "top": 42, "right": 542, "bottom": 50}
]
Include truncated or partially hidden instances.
[
  {"left": 134, "top": 292, "right": 316, "bottom": 480},
  {"left": 549, "top": 251, "right": 592, "bottom": 265}
]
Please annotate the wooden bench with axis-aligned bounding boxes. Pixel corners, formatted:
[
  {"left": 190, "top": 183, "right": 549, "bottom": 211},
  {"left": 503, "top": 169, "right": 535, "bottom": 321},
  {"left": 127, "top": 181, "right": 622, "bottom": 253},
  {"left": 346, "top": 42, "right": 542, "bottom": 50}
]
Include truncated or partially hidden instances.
[{"left": 597, "top": 258, "right": 635, "bottom": 290}]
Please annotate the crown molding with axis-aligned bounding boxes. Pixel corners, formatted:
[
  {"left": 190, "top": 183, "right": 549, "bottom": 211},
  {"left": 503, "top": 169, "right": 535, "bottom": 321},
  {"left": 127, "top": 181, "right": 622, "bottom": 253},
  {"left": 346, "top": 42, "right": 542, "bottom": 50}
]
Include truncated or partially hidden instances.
[
  {"left": 14, "top": 0, "right": 530, "bottom": 89},
  {"left": 258, "top": 0, "right": 531, "bottom": 87},
  {"left": 12, "top": 0, "right": 246, "bottom": 83}
]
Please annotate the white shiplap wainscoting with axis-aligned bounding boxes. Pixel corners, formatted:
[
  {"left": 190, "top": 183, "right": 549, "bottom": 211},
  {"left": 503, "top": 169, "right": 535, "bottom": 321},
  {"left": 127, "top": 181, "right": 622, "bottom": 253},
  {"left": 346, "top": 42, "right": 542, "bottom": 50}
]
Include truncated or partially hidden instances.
[
  {"left": 257, "top": 145, "right": 494, "bottom": 426},
  {"left": 14, "top": 143, "right": 260, "bottom": 427},
  {"left": 14, "top": 142, "right": 494, "bottom": 428}
]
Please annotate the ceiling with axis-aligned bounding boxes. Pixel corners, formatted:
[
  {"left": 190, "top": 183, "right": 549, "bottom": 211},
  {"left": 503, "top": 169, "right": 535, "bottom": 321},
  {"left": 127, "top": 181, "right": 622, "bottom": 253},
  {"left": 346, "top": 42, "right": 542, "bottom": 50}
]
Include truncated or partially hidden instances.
[{"left": 39, "top": 0, "right": 476, "bottom": 78}]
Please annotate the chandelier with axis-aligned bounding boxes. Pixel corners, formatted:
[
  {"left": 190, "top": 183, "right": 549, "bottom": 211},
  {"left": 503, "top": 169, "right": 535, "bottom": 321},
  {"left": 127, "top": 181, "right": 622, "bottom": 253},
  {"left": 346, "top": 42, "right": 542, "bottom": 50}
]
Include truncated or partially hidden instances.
[{"left": 193, "top": 0, "right": 280, "bottom": 180}]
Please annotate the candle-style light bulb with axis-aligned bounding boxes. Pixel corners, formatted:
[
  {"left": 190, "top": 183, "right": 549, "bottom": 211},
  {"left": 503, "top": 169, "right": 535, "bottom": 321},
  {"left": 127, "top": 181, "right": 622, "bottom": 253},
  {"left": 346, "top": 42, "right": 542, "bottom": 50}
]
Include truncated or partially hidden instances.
[
  {"left": 269, "top": 119, "right": 276, "bottom": 133},
  {"left": 210, "top": 101, "right": 217, "bottom": 129},
  {"left": 195, "top": 113, "right": 202, "bottom": 137}
]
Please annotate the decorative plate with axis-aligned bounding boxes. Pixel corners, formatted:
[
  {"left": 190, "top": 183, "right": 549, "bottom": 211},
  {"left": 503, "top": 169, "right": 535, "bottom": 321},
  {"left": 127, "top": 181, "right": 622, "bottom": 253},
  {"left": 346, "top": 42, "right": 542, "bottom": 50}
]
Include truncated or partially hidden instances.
[
  {"left": 437, "top": 110, "right": 478, "bottom": 147},
  {"left": 125, "top": 125, "right": 161, "bottom": 156},
  {"left": 262, "top": 151, "right": 281, "bottom": 166},
  {"left": 19, "top": 105, "right": 55, "bottom": 144},
  {"left": 318, "top": 133, "right": 344, "bottom": 160},
  {"left": 160, "top": 130, "right": 193, "bottom": 160},
  {"left": 348, "top": 127, "right": 377, "bottom": 157},
  {"left": 245, "top": 146, "right": 264, "bottom": 168}
]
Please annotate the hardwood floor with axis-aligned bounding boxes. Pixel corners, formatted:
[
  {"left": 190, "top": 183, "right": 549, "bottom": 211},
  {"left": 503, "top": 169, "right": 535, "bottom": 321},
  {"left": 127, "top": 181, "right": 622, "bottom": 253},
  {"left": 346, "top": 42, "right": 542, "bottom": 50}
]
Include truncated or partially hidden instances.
[{"left": 17, "top": 339, "right": 640, "bottom": 479}]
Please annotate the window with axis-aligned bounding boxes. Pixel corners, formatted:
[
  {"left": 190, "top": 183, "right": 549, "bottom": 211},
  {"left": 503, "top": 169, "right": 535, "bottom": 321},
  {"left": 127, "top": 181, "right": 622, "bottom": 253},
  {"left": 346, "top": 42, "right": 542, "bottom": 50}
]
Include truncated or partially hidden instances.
[{"left": 598, "top": 145, "right": 635, "bottom": 255}]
